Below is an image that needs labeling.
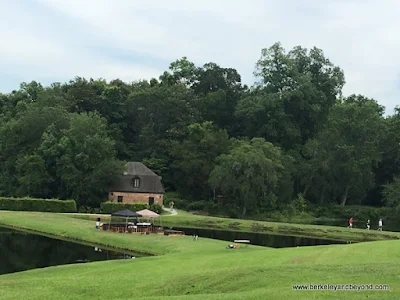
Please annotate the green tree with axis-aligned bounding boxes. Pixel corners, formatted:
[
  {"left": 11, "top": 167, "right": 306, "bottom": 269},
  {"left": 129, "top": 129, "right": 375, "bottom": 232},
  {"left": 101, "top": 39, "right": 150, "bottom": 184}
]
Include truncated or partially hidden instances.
[
  {"left": 210, "top": 138, "right": 284, "bottom": 217},
  {"left": 62, "top": 77, "right": 106, "bottom": 113},
  {"left": 237, "top": 42, "right": 345, "bottom": 149},
  {"left": 366, "top": 108, "right": 400, "bottom": 205},
  {"left": 305, "top": 95, "right": 385, "bottom": 206},
  {"left": 383, "top": 176, "right": 400, "bottom": 207},
  {"left": 16, "top": 154, "right": 50, "bottom": 197},
  {"left": 53, "top": 112, "right": 122, "bottom": 206},
  {"left": 128, "top": 83, "right": 199, "bottom": 159},
  {"left": 159, "top": 57, "right": 199, "bottom": 87},
  {"left": 171, "top": 121, "right": 230, "bottom": 199},
  {"left": 195, "top": 62, "right": 244, "bottom": 134}
]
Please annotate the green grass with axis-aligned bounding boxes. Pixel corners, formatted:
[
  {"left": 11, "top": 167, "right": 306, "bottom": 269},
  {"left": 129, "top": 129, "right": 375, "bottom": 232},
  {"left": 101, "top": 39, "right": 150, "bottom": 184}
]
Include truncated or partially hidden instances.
[
  {"left": 0, "top": 211, "right": 399, "bottom": 299},
  {"left": 69, "top": 209, "right": 400, "bottom": 242},
  {"left": 0, "top": 211, "right": 229, "bottom": 256}
]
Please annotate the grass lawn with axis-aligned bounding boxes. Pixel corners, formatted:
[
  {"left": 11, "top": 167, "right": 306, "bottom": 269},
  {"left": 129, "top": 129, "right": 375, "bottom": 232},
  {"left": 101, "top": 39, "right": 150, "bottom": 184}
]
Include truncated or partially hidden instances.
[
  {"left": 0, "top": 211, "right": 399, "bottom": 299},
  {"left": 70, "top": 209, "right": 400, "bottom": 242}
]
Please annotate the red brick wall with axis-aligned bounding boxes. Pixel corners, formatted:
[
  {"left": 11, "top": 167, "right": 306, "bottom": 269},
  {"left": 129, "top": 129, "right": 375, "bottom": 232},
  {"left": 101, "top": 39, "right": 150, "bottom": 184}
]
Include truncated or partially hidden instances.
[{"left": 108, "top": 192, "right": 163, "bottom": 206}]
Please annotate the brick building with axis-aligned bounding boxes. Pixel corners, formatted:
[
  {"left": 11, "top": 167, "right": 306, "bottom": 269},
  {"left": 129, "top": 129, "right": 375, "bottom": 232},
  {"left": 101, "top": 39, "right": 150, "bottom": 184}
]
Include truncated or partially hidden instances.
[{"left": 108, "top": 162, "right": 164, "bottom": 206}]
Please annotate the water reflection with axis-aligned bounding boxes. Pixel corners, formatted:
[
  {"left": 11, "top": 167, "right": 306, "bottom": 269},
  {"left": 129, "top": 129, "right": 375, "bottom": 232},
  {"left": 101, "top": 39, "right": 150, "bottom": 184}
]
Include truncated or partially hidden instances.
[
  {"left": 0, "top": 227, "right": 141, "bottom": 275},
  {"left": 173, "top": 227, "right": 346, "bottom": 248}
]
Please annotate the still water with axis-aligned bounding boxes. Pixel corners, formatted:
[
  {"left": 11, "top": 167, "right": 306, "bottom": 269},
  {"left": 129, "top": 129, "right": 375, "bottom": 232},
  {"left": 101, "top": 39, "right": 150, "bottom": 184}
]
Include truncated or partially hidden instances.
[
  {"left": 174, "top": 227, "right": 346, "bottom": 248},
  {"left": 0, "top": 226, "right": 138, "bottom": 275}
]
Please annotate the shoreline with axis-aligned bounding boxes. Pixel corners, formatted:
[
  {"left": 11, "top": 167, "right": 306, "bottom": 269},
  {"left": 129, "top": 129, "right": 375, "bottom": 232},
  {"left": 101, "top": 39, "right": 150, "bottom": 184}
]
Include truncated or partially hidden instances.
[{"left": 0, "top": 222, "right": 155, "bottom": 256}]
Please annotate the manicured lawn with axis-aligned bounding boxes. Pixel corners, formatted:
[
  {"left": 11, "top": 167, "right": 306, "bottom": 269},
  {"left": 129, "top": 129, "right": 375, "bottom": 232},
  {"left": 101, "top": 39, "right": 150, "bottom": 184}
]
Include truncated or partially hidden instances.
[
  {"left": 0, "top": 211, "right": 399, "bottom": 299},
  {"left": 70, "top": 209, "right": 400, "bottom": 242},
  {"left": 0, "top": 211, "right": 229, "bottom": 256}
]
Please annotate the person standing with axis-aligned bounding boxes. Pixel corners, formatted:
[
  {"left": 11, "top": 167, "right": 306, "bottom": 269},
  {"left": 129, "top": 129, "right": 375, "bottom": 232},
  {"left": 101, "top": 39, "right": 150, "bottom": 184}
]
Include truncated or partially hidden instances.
[
  {"left": 378, "top": 219, "right": 383, "bottom": 231},
  {"left": 366, "top": 219, "right": 370, "bottom": 230},
  {"left": 348, "top": 217, "right": 353, "bottom": 228}
]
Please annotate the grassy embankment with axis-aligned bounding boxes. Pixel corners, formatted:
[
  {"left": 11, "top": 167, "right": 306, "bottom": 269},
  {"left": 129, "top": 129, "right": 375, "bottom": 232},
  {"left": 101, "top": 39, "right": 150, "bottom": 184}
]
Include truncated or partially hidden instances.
[
  {"left": 0, "top": 210, "right": 400, "bottom": 299},
  {"left": 71, "top": 209, "right": 400, "bottom": 242}
]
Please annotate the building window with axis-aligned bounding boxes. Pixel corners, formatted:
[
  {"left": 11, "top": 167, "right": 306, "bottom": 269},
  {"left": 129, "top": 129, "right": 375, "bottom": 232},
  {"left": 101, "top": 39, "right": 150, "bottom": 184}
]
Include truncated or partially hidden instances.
[
  {"left": 133, "top": 177, "right": 140, "bottom": 188},
  {"left": 148, "top": 197, "right": 154, "bottom": 205},
  {"left": 117, "top": 196, "right": 123, "bottom": 203}
]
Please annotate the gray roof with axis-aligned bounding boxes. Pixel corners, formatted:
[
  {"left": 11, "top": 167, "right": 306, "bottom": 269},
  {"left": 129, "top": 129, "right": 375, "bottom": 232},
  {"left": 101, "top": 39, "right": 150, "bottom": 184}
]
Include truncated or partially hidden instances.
[
  {"left": 124, "top": 162, "right": 158, "bottom": 176},
  {"left": 109, "top": 162, "right": 165, "bottom": 194}
]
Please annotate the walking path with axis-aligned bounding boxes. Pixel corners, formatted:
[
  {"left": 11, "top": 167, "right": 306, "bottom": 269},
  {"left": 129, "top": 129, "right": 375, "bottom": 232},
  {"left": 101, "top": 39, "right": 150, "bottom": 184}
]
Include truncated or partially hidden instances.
[{"left": 162, "top": 207, "right": 178, "bottom": 215}]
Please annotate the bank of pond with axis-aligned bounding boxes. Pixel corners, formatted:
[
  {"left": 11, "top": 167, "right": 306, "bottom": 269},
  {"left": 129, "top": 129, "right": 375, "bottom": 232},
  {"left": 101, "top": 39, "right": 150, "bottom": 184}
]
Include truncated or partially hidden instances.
[
  {"left": 0, "top": 226, "right": 141, "bottom": 275},
  {"left": 0, "top": 224, "right": 352, "bottom": 276},
  {"left": 173, "top": 227, "right": 346, "bottom": 248}
]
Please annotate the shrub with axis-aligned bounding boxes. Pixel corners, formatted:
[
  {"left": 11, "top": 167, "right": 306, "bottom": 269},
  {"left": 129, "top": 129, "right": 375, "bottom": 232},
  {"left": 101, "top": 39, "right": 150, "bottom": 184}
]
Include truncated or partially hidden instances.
[
  {"left": 77, "top": 206, "right": 101, "bottom": 214},
  {"left": 293, "top": 194, "right": 308, "bottom": 212},
  {"left": 164, "top": 192, "right": 188, "bottom": 210},
  {"left": 311, "top": 204, "right": 393, "bottom": 222},
  {"left": 0, "top": 197, "right": 76, "bottom": 213},
  {"left": 149, "top": 204, "right": 162, "bottom": 214},
  {"left": 100, "top": 202, "right": 148, "bottom": 214},
  {"left": 187, "top": 200, "right": 208, "bottom": 211}
]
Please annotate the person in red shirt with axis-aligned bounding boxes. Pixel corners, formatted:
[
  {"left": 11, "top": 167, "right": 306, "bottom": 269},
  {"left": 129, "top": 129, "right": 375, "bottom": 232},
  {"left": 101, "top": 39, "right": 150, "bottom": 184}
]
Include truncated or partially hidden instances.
[{"left": 348, "top": 217, "right": 353, "bottom": 228}]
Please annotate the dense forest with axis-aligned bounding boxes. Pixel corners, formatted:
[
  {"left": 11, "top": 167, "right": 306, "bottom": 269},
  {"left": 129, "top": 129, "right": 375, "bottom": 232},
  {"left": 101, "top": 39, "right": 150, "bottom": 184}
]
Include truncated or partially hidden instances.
[{"left": 1, "top": 42, "right": 400, "bottom": 217}]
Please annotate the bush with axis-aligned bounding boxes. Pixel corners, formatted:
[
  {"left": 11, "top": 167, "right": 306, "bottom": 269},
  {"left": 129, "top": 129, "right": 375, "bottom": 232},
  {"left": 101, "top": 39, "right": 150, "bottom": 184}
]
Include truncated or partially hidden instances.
[
  {"left": 77, "top": 206, "right": 101, "bottom": 214},
  {"left": 0, "top": 197, "right": 76, "bottom": 213},
  {"left": 100, "top": 202, "right": 148, "bottom": 214},
  {"left": 311, "top": 204, "right": 393, "bottom": 221},
  {"left": 149, "top": 204, "right": 162, "bottom": 214},
  {"left": 164, "top": 192, "right": 188, "bottom": 210},
  {"left": 187, "top": 200, "right": 209, "bottom": 211},
  {"left": 293, "top": 194, "right": 308, "bottom": 212}
]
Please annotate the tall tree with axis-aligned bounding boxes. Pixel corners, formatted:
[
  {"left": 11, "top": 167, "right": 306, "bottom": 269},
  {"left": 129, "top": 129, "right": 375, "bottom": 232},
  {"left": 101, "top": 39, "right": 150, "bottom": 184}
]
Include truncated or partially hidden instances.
[
  {"left": 54, "top": 112, "right": 122, "bottom": 206},
  {"left": 237, "top": 42, "right": 345, "bottom": 148},
  {"left": 304, "top": 95, "right": 385, "bottom": 206},
  {"left": 171, "top": 121, "right": 230, "bottom": 199},
  {"left": 383, "top": 176, "right": 400, "bottom": 207},
  {"left": 127, "top": 83, "right": 199, "bottom": 159},
  {"left": 210, "top": 138, "right": 284, "bottom": 217},
  {"left": 366, "top": 108, "right": 400, "bottom": 205},
  {"left": 16, "top": 154, "right": 50, "bottom": 198},
  {"left": 194, "top": 62, "right": 244, "bottom": 134}
]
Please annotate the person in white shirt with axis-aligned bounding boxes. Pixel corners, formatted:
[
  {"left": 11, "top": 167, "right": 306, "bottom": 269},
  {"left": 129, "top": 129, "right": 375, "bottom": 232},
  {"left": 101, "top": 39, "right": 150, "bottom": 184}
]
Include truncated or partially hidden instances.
[{"left": 378, "top": 219, "right": 383, "bottom": 231}]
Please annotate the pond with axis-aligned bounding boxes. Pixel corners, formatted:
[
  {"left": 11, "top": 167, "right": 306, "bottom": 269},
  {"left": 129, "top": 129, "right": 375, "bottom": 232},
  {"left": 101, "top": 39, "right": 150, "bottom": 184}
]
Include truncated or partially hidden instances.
[
  {"left": 173, "top": 227, "right": 346, "bottom": 248},
  {"left": 0, "top": 226, "right": 140, "bottom": 275}
]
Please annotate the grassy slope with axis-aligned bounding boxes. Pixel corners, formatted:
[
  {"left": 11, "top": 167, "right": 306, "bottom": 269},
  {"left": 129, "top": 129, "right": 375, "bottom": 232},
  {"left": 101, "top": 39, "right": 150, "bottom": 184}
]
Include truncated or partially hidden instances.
[
  {"left": 0, "top": 211, "right": 399, "bottom": 299},
  {"left": 70, "top": 210, "right": 400, "bottom": 242}
]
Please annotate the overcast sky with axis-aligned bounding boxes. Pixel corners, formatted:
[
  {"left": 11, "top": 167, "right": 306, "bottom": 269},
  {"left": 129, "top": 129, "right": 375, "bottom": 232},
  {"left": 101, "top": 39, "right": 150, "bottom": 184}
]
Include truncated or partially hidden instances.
[{"left": 1, "top": 0, "right": 399, "bottom": 114}]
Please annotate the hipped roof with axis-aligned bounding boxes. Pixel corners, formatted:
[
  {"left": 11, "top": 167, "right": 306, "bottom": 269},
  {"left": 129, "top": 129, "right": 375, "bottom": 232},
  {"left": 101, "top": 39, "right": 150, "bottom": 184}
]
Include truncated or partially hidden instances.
[
  {"left": 111, "top": 209, "right": 142, "bottom": 217},
  {"left": 136, "top": 209, "right": 160, "bottom": 218},
  {"left": 109, "top": 162, "right": 165, "bottom": 194}
]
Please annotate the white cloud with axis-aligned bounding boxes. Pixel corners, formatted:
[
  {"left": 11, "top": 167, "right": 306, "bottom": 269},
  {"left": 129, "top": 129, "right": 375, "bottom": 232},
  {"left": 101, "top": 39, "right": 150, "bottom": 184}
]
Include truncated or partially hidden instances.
[{"left": 0, "top": 0, "right": 399, "bottom": 113}]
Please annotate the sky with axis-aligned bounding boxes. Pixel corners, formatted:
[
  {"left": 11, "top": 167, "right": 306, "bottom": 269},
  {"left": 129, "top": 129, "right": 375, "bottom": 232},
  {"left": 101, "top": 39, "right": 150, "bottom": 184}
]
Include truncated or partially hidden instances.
[{"left": 0, "top": 0, "right": 399, "bottom": 114}]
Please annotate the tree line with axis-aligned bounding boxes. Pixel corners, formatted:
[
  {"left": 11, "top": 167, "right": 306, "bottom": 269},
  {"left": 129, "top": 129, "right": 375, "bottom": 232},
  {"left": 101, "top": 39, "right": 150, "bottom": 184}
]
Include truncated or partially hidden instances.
[{"left": 1, "top": 42, "right": 399, "bottom": 216}]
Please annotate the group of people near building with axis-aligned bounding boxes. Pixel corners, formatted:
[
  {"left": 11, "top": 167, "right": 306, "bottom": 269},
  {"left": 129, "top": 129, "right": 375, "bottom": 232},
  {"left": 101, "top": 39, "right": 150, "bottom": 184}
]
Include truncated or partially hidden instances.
[{"left": 348, "top": 217, "right": 383, "bottom": 230}]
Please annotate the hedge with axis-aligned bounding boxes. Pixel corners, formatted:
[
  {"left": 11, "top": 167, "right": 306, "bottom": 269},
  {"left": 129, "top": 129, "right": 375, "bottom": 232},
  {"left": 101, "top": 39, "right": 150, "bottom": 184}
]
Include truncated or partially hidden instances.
[
  {"left": 100, "top": 202, "right": 163, "bottom": 214},
  {"left": 100, "top": 202, "right": 143, "bottom": 214},
  {"left": 0, "top": 197, "right": 77, "bottom": 213}
]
